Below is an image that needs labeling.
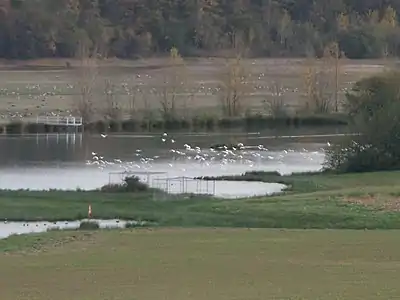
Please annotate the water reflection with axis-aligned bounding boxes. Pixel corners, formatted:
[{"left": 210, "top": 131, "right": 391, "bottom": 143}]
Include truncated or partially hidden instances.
[
  {"left": 0, "top": 131, "right": 332, "bottom": 165},
  {"left": 0, "top": 131, "right": 329, "bottom": 194}
]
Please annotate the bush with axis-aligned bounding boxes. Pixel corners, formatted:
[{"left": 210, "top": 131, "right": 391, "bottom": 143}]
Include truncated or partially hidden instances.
[
  {"left": 100, "top": 183, "right": 125, "bottom": 193},
  {"left": 101, "top": 176, "right": 149, "bottom": 193},
  {"left": 25, "top": 123, "right": 45, "bottom": 133},
  {"left": 5, "top": 122, "right": 24, "bottom": 134},
  {"left": 108, "top": 120, "right": 122, "bottom": 132},
  {"left": 125, "top": 221, "right": 157, "bottom": 228},
  {"left": 124, "top": 176, "right": 149, "bottom": 192},
  {"left": 79, "top": 221, "right": 100, "bottom": 230},
  {"left": 325, "top": 71, "right": 400, "bottom": 173},
  {"left": 121, "top": 119, "right": 138, "bottom": 132}
]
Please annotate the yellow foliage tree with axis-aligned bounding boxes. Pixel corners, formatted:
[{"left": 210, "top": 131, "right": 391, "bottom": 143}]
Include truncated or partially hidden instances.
[
  {"left": 337, "top": 12, "right": 350, "bottom": 30},
  {"left": 381, "top": 6, "right": 397, "bottom": 28},
  {"left": 366, "top": 9, "right": 380, "bottom": 25},
  {"left": 219, "top": 55, "right": 249, "bottom": 117},
  {"left": 303, "top": 42, "right": 341, "bottom": 113}
]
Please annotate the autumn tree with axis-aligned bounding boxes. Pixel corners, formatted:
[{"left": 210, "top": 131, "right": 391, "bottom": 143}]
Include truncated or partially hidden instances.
[
  {"left": 219, "top": 55, "right": 249, "bottom": 117},
  {"left": 303, "top": 42, "right": 342, "bottom": 113},
  {"left": 1, "top": 1, "right": 400, "bottom": 59},
  {"left": 157, "top": 47, "right": 187, "bottom": 120}
]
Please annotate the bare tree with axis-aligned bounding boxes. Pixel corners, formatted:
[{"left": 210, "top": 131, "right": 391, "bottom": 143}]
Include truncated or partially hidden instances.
[
  {"left": 264, "top": 81, "right": 287, "bottom": 117},
  {"left": 219, "top": 55, "right": 249, "bottom": 117},
  {"left": 326, "top": 42, "right": 341, "bottom": 112},
  {"left": 141, "top": 88, "right": 154, "bottom": 121},
  {"left": 103, "top": 79, "right": 121, "bottom": 120},
  {"left": 157, "top": 47, "right": 186, "bottom": 120},
  {"left": 74, "top": 41, "right": 99, "bottom": 123},
  {"left": 122, "top": 82, "right": 139, "bottom": 118},
  {"left": 303, "top": 43, "right": 341, "bottom": 113}
]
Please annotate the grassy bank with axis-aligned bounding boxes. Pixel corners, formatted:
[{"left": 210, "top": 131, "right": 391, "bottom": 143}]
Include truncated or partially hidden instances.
[
  {"left": 2, "top": 171, "right": 400, "bottom": 229},
  {"left": 1, "top": 228, "right": 399, "bottom": 300},
  {"left": 1, "top": 113, "right": 349, "bottom": 134}
]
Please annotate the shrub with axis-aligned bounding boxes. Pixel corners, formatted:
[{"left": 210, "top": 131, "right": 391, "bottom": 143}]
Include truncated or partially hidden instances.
[
  {"left": 101, "top": 176, "right": 149, "bottom": 193},
  {"left": 108, "top": 120, "right": 121, "bottom": 132},
  {"left": 25, "top": 123, "right": 45, "bottom": 133},
  {"left": 5, "top": 122, "right": 23, "bottom": 134},
  {"left": 125, "top": 221, "right": 157, "bottom": 228},
  {"left": 79, "top": 221, "right": 100, "bottom": 230},
  {"left": 121, "top": 119, "right": 138, "bottom": 132},
  {"left": 325, "top": 71, "right": 400, "bottom": 173},
  {"left": 93, "top": 120, "right": 108, "bottom": 133},
  {"left": 124, "top": 176, "right": 149, "bottom": 192},
  {"left": 100, "top": 183, "right": 125, "bottom": 193}
]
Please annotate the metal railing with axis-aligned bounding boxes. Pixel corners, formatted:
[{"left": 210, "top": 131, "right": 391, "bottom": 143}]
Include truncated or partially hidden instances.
[{"left": 36, "top": 116, "right": 83, "bottom": 126}]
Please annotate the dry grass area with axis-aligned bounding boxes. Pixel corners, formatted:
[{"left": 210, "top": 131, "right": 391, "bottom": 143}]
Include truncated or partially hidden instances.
[
  {"left": 0, "top": 228, "right": 400, "bottom": 300},
  {"left": 344, "top": 194, "right": 400, "bottom": 211},
  {"left": 0, "top": 57, "right": 390, "bottom": 122}
]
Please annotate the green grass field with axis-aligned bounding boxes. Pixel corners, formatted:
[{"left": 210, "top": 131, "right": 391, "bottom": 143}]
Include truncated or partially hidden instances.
[
  {"left": 1, "top": 228, "right": 399, "bottom": 300},
  {"left": 1, "top": 170, "right": 400, "bottom": 229},
  {"left": 1, "top": 171, "right": 400, "bottom": 299}
]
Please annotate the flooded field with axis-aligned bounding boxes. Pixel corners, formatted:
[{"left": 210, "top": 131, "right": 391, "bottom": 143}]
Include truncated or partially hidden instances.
[{"left": 0, "top": 129, "right": 334, "bottom": 197}]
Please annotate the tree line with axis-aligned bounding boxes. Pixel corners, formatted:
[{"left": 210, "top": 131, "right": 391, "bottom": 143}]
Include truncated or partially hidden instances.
[{"left": 1, "top": 0, "right": 400, "bottom": 59}]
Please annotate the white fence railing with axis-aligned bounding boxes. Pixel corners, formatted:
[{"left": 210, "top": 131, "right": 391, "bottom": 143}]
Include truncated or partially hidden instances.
[{"left": 36, "top": 116, "right": 83, "bottom": 126}]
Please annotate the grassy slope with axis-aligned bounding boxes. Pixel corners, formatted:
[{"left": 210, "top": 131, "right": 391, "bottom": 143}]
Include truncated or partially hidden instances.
[
  {"left": 1, "top": 228, "right": 400, "bottom": 300},
  {"left": 1, "top": 171, "right": 400, "bottom": 228}
]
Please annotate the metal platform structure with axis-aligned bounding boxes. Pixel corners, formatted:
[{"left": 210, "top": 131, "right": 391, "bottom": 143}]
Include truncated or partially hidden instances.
[
  {"left": 36, "top": 115, "right": 83, "bottom": 127},
  {"left": 152, "top": 176, "right": 216, "bottom": 196}
]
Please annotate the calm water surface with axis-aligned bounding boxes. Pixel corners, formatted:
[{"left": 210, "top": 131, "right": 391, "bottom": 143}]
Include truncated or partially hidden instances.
[{"left": 0, "top": 129, "right": 337, "bottom": 197}]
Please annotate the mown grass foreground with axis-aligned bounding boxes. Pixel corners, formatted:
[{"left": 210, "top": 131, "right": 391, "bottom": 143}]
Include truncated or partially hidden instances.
[
  {"left": 1, "top": 228, "right": 400, "bottom": 300},
  {"left": 1, "top": 170, "right": 400, "bottom": 229}
]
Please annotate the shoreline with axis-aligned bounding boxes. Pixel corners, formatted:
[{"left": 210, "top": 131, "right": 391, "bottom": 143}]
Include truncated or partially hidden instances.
[
  {"left": 0, "top": 113, "right": 349, "bottom": 134},
  {"left": 0, "top": 171, "right": 399, "bottom": 229}
]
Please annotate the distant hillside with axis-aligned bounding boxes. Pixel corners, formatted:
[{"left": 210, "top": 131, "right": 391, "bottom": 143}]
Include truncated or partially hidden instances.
[{"left": 1, "top": 0, "right": 400, "bottom": 59}]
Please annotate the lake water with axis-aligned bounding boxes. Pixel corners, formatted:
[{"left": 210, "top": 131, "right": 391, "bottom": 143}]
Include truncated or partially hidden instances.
[
  {"left": 0, "top": 219, "right": 135, "bottom": 239},
  {"left": 0, "top": 128, "right": 339, "bottom": 197}
]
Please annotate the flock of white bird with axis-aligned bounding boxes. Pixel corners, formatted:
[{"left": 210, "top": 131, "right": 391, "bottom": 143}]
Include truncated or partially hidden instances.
[{"left": 86, "top": 131, "right": 324, "bottom": 179}]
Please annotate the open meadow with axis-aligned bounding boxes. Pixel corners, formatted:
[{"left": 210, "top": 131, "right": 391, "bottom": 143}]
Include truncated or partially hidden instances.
[
  {"left": 1, "top": 170, "right": 400, "bottom": 228},
  {"left": 0, "top": 58, "right": 389, "bottom": 123},
  {"left": 0, "top": 228, "right": 399, "bottom": 300},
  {"left": 0, "top": 140, "right": 399, "bottom": 299}
]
